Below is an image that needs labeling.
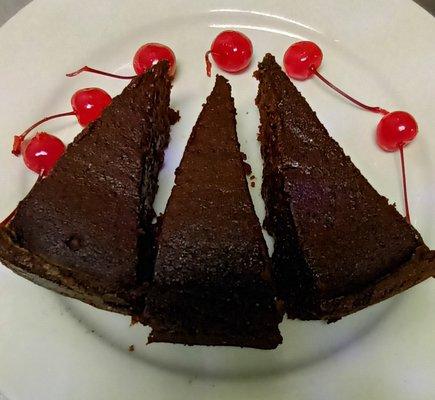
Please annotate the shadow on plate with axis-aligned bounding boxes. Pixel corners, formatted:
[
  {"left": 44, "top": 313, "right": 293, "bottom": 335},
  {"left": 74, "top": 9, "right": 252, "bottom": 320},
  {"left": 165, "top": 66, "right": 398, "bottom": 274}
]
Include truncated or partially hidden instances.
[{"left": 62, "top": 295, "right": 399, "bottom": 381}]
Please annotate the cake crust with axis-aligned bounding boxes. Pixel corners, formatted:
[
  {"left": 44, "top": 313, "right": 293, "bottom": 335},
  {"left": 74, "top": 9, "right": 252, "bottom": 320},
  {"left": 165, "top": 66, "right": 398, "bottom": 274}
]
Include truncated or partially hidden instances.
[{"left": 0, "top": 228, "right": 141, "bottom": 312}]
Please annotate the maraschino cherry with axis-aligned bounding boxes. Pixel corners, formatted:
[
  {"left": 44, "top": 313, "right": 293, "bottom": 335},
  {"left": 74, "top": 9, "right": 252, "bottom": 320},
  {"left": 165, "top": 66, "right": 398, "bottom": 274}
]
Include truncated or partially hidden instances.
[
  {"left": 283, "top": 41, "right": 389, "bottom": 115},
  {"left": 1, "top": 133, "right": 65, "bottom": 226},
  {"left": 283, "top": 41, "right": 323, "bottom": 80},
  {"left": 376, "top": 111, "right": 418, "bottom": 223},
  {"left": 1, "top": 132, "right": 63, "bottom": 226},
  {"left": 376, "top": 111, "right": 418, "bottom": 152},
  {"left": 22, "top": 132, "right": 66, "bottom": 176},
  {"left": 12, "top": 88, "right": 111, "bottom": 156},
  {"left": 283, "top": 41, "right": 418, "bottom": 223},
  {"left": 67, "top": 43, "right": 176, "bottom": 79},
  {"left": 205, "top": 30, "right": 253, "bottom": 76}
]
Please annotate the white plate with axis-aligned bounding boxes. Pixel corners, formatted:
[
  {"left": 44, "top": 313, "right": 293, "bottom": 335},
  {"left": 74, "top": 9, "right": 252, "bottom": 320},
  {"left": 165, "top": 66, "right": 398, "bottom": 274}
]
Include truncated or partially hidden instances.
[{"left": 0, "top": 1, "right": 434, "bottom": 399}]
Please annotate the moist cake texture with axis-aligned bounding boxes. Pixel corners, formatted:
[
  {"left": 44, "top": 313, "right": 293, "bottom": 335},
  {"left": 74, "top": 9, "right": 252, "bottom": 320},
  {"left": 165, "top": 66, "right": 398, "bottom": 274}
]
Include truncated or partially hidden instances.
[
  {"left": 143, "top": 75, "right": 282, "bottom": 348},
  {"left": 0, "top": 61, "right": 175, "bottom": 314},
  {"left": 255, "top": 53, "right": 435, "bottom": 321}
]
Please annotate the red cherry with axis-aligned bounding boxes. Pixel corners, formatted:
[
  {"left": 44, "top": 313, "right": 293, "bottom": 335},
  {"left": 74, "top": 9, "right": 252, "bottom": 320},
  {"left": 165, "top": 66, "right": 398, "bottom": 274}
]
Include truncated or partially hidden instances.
[
  {"left": 133, "top": 43, "right": 176, "bottom": 77},
  {"left": 376, "top": 111, "right": 418, "bottom": 152},
  {"left": 66, "top": 43, "right": 176, "bottom": 79},
  {"left": 283, "top": 41, "right": 323, "bottom": 80},
  {"left": 376, "top": 112, "right": 418, "bottom": 223},
  {"left": 71, "top": 88, "right": 112, "bottom": 126},
  {"left": 12, "top": 88, "right": 111, "bottom": 156},
  {"left": 22, "top": 132, "right": 65, "bottom": 176},
  {"left": 205, "top": 30, "right": 253, "bottom": 76},
  {"left": 283, "top": 41, "right": 388, "bottom": 115}
]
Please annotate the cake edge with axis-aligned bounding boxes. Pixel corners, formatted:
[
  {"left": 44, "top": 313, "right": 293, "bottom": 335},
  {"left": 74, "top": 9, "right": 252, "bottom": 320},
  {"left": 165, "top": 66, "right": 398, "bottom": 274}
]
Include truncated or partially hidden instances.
[
  {"left": 315, "top": 245, "right": 435, "bottom": 322},
  {"left": 0, "top": 227, "right": 143, "bottom": 314}
]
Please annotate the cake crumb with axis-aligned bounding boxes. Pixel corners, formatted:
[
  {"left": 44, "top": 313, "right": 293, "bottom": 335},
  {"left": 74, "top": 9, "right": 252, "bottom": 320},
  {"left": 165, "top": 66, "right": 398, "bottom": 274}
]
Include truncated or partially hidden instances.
[
  {"left": 169, "top": 108, "right": 180, "bottom": 124},
  {"left": 130, "top": 315, "right": 140, "bottom": 326},
  {"left": 241, "top": 159, "right": 252, "bottom": 175},
  {"left": 128, "top": 345, "right": 135, "bottom": 352},
  {"left": 250, "top": 181, "right": 256, "bottom": 188}
]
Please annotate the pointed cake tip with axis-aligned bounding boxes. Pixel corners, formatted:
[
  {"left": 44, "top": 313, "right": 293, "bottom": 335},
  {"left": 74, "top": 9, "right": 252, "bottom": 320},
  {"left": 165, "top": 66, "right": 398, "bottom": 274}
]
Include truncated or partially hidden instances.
[
  {"left": 261, "top": 53, "right": 277, "bottom": 63},
  {"left": 254, "top": 53, "right": 282, "bottom": 79},
  {"left": 215, "top": 73, "right": 228, "bottom": 81},
  {"left": 208, "top": 74, "right": 232, "bottom": 102},
  {"left": 150, "top": 59, "right": 170, "bottom": 75},
  {"left": 214, "top": 74, "right": 230, "bottom": 88}
]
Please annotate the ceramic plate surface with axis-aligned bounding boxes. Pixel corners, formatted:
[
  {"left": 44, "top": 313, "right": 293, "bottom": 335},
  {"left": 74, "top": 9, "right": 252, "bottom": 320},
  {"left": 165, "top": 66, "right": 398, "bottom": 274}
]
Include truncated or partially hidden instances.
[{"left": 0, "top": 1, "right": 434, "bottom": 399}]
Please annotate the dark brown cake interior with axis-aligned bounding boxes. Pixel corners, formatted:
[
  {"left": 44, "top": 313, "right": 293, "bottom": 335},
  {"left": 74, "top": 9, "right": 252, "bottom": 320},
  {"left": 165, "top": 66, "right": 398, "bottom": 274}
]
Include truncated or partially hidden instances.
[
  {"left": 255, "top": 53, "right": 434, "bottom": 320},
  {"left": 0, "top": 61, "right": 174, "bottom": 314},
  {"left": 143, "top": 75, "right": 282, "bottom": 348}
]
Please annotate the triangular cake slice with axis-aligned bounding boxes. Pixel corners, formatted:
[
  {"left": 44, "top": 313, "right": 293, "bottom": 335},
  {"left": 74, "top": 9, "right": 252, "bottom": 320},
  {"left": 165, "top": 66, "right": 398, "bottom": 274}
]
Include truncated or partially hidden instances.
[
  {"left": 143, "top": 76, "right": 282, "bottom": 348},
  {"left": 255, "top": 54, "right": 434, "bottom": 321},
  {"left": 0, "top": 62, "right": 176, "bottom": 314}
]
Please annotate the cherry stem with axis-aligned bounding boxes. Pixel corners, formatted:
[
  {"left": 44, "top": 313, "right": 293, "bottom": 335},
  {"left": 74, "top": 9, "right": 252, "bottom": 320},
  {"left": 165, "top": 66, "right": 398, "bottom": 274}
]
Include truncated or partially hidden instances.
[
  {"left": 1, "top": 173, "right": 44, "bottom": 227},
  {"left": 66, "top": 66, "right": 136, "bottom": 79},
  {"left": 399, "top": 145, "right": 411, "bottom": 224},
  {"left": 12, "top": 111, "right": 76, "bottom": 156},
  {"left": 205, "top": 51, "right": 212, "bottom": 77},
  {"left": 312, "top": 69, "right": 389, "bottom": 116}
]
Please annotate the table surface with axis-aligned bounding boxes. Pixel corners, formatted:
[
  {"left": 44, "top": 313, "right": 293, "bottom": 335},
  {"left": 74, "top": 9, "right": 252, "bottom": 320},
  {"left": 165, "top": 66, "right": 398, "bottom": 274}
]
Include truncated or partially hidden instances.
[{"left": 1, "top": 0, "right": 434, "bottom": 26}]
